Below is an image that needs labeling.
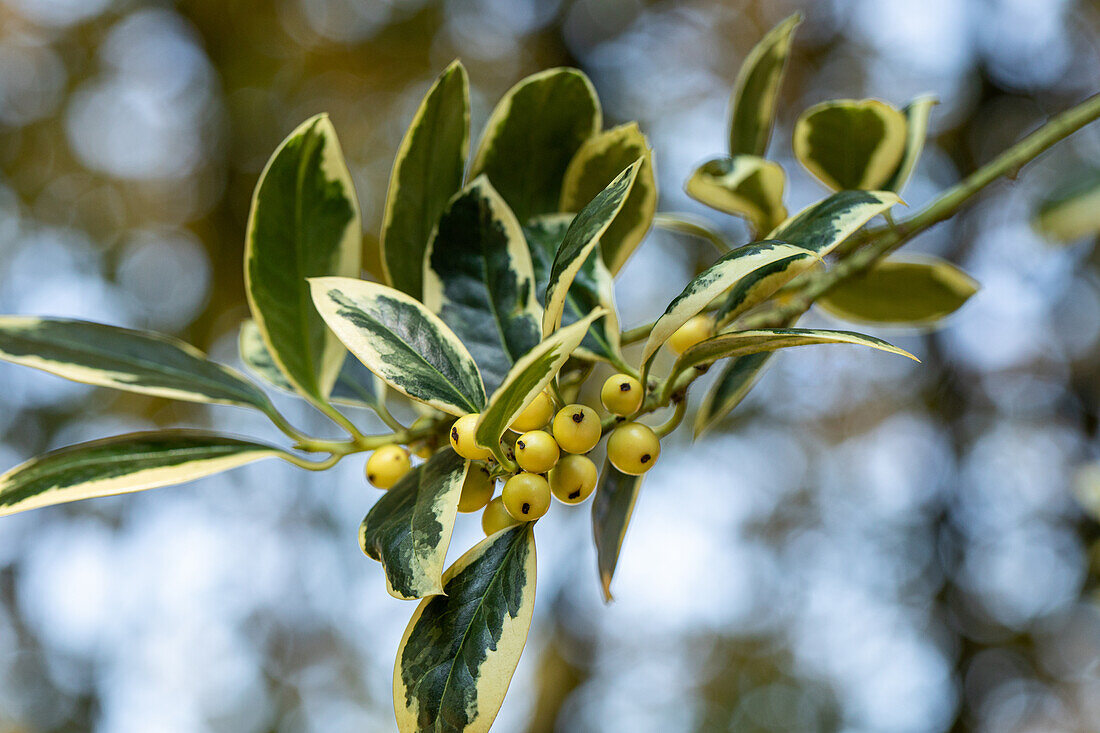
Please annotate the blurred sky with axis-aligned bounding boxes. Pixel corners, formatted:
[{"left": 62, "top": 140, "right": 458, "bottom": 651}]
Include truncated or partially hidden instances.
[{"left": 1, "top": 0, "right": 1100, "bottom": 732}]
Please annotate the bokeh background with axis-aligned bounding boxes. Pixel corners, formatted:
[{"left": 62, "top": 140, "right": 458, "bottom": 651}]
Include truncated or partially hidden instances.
[{"left": 2, "top": 0, "right": 1100, "bottom": 731}]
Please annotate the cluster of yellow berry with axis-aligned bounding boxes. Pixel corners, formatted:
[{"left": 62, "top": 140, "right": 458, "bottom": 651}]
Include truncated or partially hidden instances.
[{"left": 362, "top": 371, "right": 664, "bottom": 536}]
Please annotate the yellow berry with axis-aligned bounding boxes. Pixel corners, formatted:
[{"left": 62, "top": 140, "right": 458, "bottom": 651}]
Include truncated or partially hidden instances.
[
  {"left": 365, "top": 445, "right": 411, "bottom": 489},
  {"left": 514, "top": 430, "right": 560, "bottom": 473},
  {"left": 457, "top": 463, "right": 495, "bottom": 513},
  {"left": 669, "top": 315, "right": 713, "bottom": 354},
  {"left": 412, "top": 443, "right": 434, "bottom": 460},
  {"left": 481, "top": 496, "right": 520, "bottom": 536},
  {"left": 510, "top": 392, "right": 555, "bottom": 432},
  {"left": 502, "top": 472, "right": 551, "bottom": 521},
  {"left": 552, "top": 404, "right": 601, "bottom": 454},
  {"left": 549, "top": 454, "right": 598, "bottom": 504},
  {"left": 449, "top": 413, "right": 492, "bottom": 460},
  {"left": 601, "top": 374, "right": 643, "bottom": 416},
  {"left": 607, "top": 422, "right": 661, "bottom": 475}
]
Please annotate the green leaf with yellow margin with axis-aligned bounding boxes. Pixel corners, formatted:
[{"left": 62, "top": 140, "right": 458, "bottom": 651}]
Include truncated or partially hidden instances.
[
  {"left": 239, "top": 319, "right": 385, "bottom": 410},
  {"left": 381, "top": 61, "right": 469, "bottom": 300},
  {"left": 309, "top": 278, "right": 486, "bottom": 416},
  {"left": 475, "top": 310, "right": 606, "bottom": 464},
  {"left": 729, "top": 12, "right": 802, "bottom": 157},
  {"left": 0, "top": 317, "right": 276, "bottom": 415},
  {"left": 422, "top": 177, "right": 542, "bottom": 395},
  {"left": 768, "top": 190, "right": 902, "bottom": 255},
  {"left": 817, "top": 256, "right": 979, "bottom": 327},
  {"left": 543, "top": 161, "right": 640, "bottom": 335},
  {"left": 592, "top": 460, "right": 644, "bottom": 602},
  {"left": 394, "top": 523, "right": 536, "bottom": 733},
  {"left": 469, "top": 68, "right": 601, "bottom": 223},
  {"left": 0, "top": 431, "right": 286, "bottom": 517},
  {"left": 713, "top": 255, "right": 823, "bottom": 328},
  {"left": 793, "top": 99, "right": 908, "bottom": 191},
  {"left": 245, "top": 114, "right": 361, "bottom": 405},
  {"left": 640, "top": 241, "right": 817, "bottom": 365},
  {"left": 1032, "top": 168, "right": 1100, "bottom": 243},
  {"left": 669, "top": 327, "right": 918, "bottom": 384},
  {"left": 685, "top": 155, "right": 788, "bottom": 235},
  {"left": 560, "top": 122, "right": 658, "bottom": 273},
  {"left": 882, "top": 96, "right": 937, "bottom": 193},
  {"left": 360, "top": 448, "right": 468, "bottom": 601},
  {"left": 694, "top": 352, "right": 773, "bottom": 437},
  {"left": 525, "top": 214, "right": 622, "bottom": 364}
]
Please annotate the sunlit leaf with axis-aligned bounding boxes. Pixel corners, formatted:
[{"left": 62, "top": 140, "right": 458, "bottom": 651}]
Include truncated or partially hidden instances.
[
  {"left": 729, "top": 12, "right": 802, "bottom": 157},
  {"left": 0, "top": 431, "right": 285, "bottom": 517},
  {"left": 310, "top": 278, "right": 486, "bottom": 416},
  {"left": 1033, "top": 169, "right": 1100, "bottom": 244},
  {"left": 245, "top": 114, "right": 361, "bottom": 404},
  {"left": 641, "top": 241, "right": 817, "bottom": 365},
  {"left": 422, "top": 177, "right": 542, "bottom": 394},
  {"left": 469, "top": 68, "right": 601, "bottom": 223},
  {"left": 395, "top": 524, "right": 536, "bottom": 733},
  {"left": 360, "top": 449, "right": 468, "bottom": 600},
  {"left": 543, "top": 160, "right": 640, "bottom": 335},
  {"left": 685, "top": 155, "right": 787, "bottom": 234},
  {"left": 882, "top": 95, "right": 937, "bottom": 193},
  {"left": 381, "top": 61, "right": 469, "bottom": 299},
  {"left": 817, "top": 257, "right": 979, "bottom": 327},
  {"left": 793, "top": 99, "right": 908, "bottom": 191},
  {"left": 768, "top": 190, "right": 901, "bottom": 255},
  {"left": 694, "top": 352, "right": 773, "bottom": 437},
  {"left": 0, "top": 316, "right": 275, "bottom": 415},
  {"left": 560, "top": 122, "right": 658, "bottom": 273},
  {"left": 526, "top": 214, "right": 622, "bottom": 364}
]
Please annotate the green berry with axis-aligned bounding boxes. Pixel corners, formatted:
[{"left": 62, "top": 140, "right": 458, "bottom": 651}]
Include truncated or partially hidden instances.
[
  {"left": 601, "top": 373, "right": 643, "bottom": 416},
  {"left": 552, "top": 404, "right": 601, "bottom": 454},
  {"left": 607, "top": 422, "right": 661, "bottom": 475},
  {"left": 449, "top": 413, "right": 492, "bottom": 460},
  {"left": 514, "top": 430, "right": 560, "bottom": 473},
  {"left": 481, "top": 496, "right": 520, "bottom": 536},
  {"left": 549, "top": 454, "right": 598, "bottom": 504},
  {"left": 502, "top": 472, "right": 551, "bottom": 521},
  {"left": 365, "top": 445, "right": 411, "bottom": 489}
]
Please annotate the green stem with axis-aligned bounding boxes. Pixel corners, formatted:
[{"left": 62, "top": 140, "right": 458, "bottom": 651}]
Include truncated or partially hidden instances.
[
  {"left": 373, "top": 400, "right": 406, "bottom": 432},
  {"left": 654, "top": 397, "right": 687, "bottom": 437},
  {"left": 278, "top": 452, "right": 344, "bottom": 471},
  {"left": 741, "top": 92, "right": 1100, "bottom": 330},
  {"left": 315, "top": 399, "right": 369, "bottom": 442}
]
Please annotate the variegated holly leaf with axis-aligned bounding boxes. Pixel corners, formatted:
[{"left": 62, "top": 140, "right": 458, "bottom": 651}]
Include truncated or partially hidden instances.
[
  {"left": 560, "top": 122, "right": 657, "bottom": 273},
  {"left": 640, "top": 241, "right": 817, "bottom": 365},
  {"left": 694, "top": 352, "right": 773, "bottom": 437},
  {"left": 685, "top": 155, "right": 787, "bottom": 235},
  {"left": 245, "top": 114, "right": 361, "bottom": 404},
  {"left": 422, "top": 177, "right": 542, "bottom": 395},
  {"left": 543, "top": 161, "right": 640, "bottom": 335},
  {"left": 793, "top": 99, "right": 908, "bottom": 191},
  {"left": 526, "top": 214, "right": 621, "bottom": 364},
  {"left": 309, "top": 278, "right": 486, "bottom": 416},
  {"left": 381, "top": 60, "right": 469, "bottom": 300},
  {"left": 882, "top": 95, "right": 937, "bottom": 193},
  {"left": 669, "top": 327, "right": 918, "bottom": 384},
  {"left": 768, "top": 190, "right": 902, "bottom": 255},
  {"left": 0, "top": 316, "right": 276, "bottom": 415},
  {"left": 395, "top": 523, "right": 536, "bottom": 733},
  {"left": 360, "top": 449, "right": 468, "bottom": 600},
  {"left": 239, "top": 319, "right": 385, "bottom": 410},
  {"left": 817, "top": 257, "right": 979, "bottom": 327},
  {"left": 475, "top": 310, "right": 606, "bottom": 464},
  {"left": 0, "top": 431, "right": 285, "bottom": 517},
  {"left": 592, "top": 461, "right": 644, "bottom": 602},
  {"left": 469, "top": 68, "right": 601, "bottom": 223},
  {"left": 1033, "top": 169, "right": 1100, "bottom": 243},
  {"left": 713, "top": 252, "right": 822, "bottom": 328},
  {"left": 729, "top": 12, "right": 802, "bottom": 157}
]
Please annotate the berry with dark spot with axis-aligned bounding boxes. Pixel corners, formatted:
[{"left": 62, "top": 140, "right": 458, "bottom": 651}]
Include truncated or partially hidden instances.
[{"left": 549, "top": 454, "right": 597, "bottom": 505}]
